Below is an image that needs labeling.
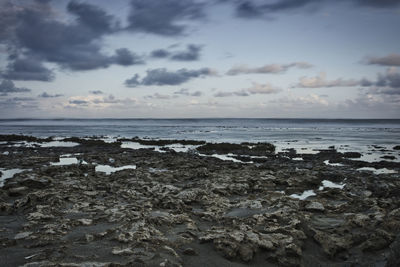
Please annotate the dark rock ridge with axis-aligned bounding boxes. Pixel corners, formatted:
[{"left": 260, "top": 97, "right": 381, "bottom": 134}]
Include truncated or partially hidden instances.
[
  {"left": 0, "top": 135, "right": 399, "bottom": 266},
  {"left": 197, "top": 142, "right": 275, "bottom": 156}
]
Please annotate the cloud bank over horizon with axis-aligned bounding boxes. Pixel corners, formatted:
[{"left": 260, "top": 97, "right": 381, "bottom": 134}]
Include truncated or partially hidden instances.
[{"left": 0, "top": 0, "right": 399, "bottom": 118}]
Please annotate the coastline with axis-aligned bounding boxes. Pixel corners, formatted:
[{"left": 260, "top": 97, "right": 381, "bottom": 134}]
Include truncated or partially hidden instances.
[{"left": 0, "top": 135, "right": 399, "bottom": 266}]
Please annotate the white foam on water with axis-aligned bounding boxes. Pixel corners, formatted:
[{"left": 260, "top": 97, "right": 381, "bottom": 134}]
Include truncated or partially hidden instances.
[
  {"left": 0, "top": 168, "right": 27, "bottom": 187},
  {"left": 323, "top": 160, "right": 344, "bottom": 166},
  {"left": 211, "top": 153, "right": 243, "bottom": 162},
  {"left": 164, "top": 144, "right": 200, "bottom": 153},
  {"left": 95, "top": 164, "right": 137, "bottom": 175},
  {"left": 290, "top": 190, "right": 316, "bottom": 200},
  {"left": 101, "top": 136, "right": 118, "bottom": 143},
  {"left": 275, "top": 143, "right": 320, "bottom": 155},
  {"left": 292, "top": 157, "right": 303, "bottom": 161},
  {"left": 357, "top": 167, "right": 397, "bottom": 175},
  {"left": 3, "top": 151, "right": 9, "bottom": 155},
  {"left": 319, "top": 180, "right": 345, "bottom": 190}
]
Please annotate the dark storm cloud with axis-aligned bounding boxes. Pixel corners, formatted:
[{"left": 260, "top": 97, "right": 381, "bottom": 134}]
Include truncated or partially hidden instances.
[
  {"left": 125, "top": 68, "right": 215, "bottom": 87},
  {"left": 375, "top": 69, "right": 400, "bottom": 89},
  {"left": 13, "top": 3, "right": 114, "bottom": 70},
  {"left": 214, "top": 90, "right": 249, "bottom": 97},
  {"left": 69, "top": 99, "right": 88, "bottom": 105},
  {"left": 150, "top": 44, "right": 203, "bottom": 61},
  {"left": 236, "top": 0, "right": 321, "bottom": 18},
  {"left": 355, "top": 0, "right": 400, "bottom": 8},
  {"left": 170, "top": 44, "right": 202, "bottom": 61},
  {"left": 220, "top": 0, "right": 400, "bottom": 18},
  {"left": 125, "top": 74, "right": 141, "bottom": 87},
  {"left": 89, "top": 90, "right": 104, "bottom": 95},
  {"left": 67, "top": 1, "right": 117, "bottom": 34},
  {"left": 358, "top": 68, "right": 400, "bottom": 92},
  {"left": 2, "top": 57, "right": 54, "bottom": 81},
  {"left": 112, "top": 48, "right": 145, "bottom": 66},
  {"left": 38, "top": 92, "right": 63, "bottom": 98},
  {"left": 150, "top": 49, "right": 171, "bottom": 59},
  {"left": 0, "top": 80, "right": 31, "bottom": 95},
  {"left": 366, "top": 54, "right": 400, "bottom": 67},
  {"left": 0, "top": 0, "right": 144, "bottom": 77},
  {"left": 127, "top": 0, "right": 205, "bottom": 36}
]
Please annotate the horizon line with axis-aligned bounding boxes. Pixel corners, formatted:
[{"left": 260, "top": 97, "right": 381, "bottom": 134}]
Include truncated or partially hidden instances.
[{"left": 0, "top": 117, "right": 399, "bottom": 120}]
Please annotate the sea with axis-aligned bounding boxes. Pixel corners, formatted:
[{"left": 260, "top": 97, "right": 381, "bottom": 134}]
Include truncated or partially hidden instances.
[{"left": 1, "top": 118, "right": 400, "bottom": 162}]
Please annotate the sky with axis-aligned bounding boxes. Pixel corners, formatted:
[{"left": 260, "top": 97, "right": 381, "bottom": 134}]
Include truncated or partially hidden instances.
[{"left": 0, "top": 0, "right": 399, "bottom": 119}]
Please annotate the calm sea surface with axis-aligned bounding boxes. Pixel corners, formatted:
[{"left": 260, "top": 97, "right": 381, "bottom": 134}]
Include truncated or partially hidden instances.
[{"left": 1, "top": 119, "right": 399, "bottom": 159}]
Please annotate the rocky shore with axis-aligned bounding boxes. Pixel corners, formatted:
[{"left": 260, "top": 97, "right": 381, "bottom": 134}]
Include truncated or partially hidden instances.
[{"left": 0, "top": 135, "right": 399, "bottom": 266}]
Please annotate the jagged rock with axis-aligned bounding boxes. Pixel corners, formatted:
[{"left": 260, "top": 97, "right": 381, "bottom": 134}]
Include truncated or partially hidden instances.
[
  {"left": 8, "top": 186, "right": 29, "bottom": 196},
  {"left": 386, "top": 234, "right": 400, "bottom": 267},
  {"left": 14, "top": 231, "right": 33, "bottom": 240},
  {"left": 1, "top": 135, "right": 399, "bottom": 266},
  {"left": 85, "top": 234, "right": 94, "bottom": 242},
  {"left": 214, "top": 239, "right": 239, "bottom": 259},
  {"left": 77, "top": 218, "right": 93, "bottom": 226},
  {"left": 305, "top": 202, "right": 325, "bottom": 212},
  {"left": 182, "top": 248, "right": 197, "bottom": 256},
  {"left": 28, "top": 212, "right": 54, "bottom": 221},
  {"left": 360, "top": 230, "right": 393, "bottom": 251},
  {"left": 112, "top": 247, "right": 134, "bottom": 255},
  {"left": 19, "top": 177, "right": 51, "bottom": 189},
  {"left": 313, "top": 230, "right": 351, "bottom": 257},
  {"left": 238, "top": 244, "right": 254, "bottom": 262},
  {"left": 0, "top": 202, "right": 13, "bottom": 213}
]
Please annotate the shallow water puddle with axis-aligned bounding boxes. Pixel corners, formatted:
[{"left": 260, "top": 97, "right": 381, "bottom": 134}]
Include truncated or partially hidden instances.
[
  {"left": 50, "top": 154, "right": 87, "bottom": 166},
  {"left": 0, "top": 168, "right": 27, "bottom": 187},
  {"left": 319, "top": 180, "right": 345, "bottom": 190},
  {"left": 8, "top": 141, "right": 79, "bottom": 148},
  {"left": 356, "top": 167, "right": 397, "bottom": 175},
  {"left": 40, "top": 141, "right": 79, "bottom": 147},
  {"left": 121, "top": 141, "right": 199, "bottom": 153},
  {"left": 51, "top": 157, "right": 79, "bottom": 166},
  {"left": 95, "top": 164, "right": 136, "bottom": 175},
  {"left": 121, "top": 142, "right": 165, "bottom": 152},
  {"left": 290, "top": 190, "right": 316, "bottom": 200}
]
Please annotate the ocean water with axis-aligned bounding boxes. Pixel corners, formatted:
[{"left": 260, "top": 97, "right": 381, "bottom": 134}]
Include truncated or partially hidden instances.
[{"left": 1, "top": 119, "right": 399, "bottom": 161}]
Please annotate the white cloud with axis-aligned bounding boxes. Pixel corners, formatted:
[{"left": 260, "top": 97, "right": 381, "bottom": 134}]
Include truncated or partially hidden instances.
[
  {"left": 214, "top": 82, "right": 280, "bottom": 97},
  {"left": 226, "top": 62, "right": 312, "bottom": 75},
  {"left": 295, "top": 72, "right": 360, "bottom": 88},
  {"left": 67, "top": 94, "right": 138, "bottom": 108}
]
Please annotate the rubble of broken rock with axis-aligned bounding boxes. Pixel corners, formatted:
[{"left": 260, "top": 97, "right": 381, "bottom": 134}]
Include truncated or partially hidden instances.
[{"left": 0, "top": 135, "right": 399, "bottom": 267}]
